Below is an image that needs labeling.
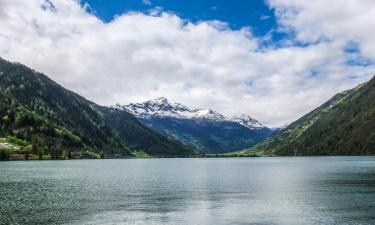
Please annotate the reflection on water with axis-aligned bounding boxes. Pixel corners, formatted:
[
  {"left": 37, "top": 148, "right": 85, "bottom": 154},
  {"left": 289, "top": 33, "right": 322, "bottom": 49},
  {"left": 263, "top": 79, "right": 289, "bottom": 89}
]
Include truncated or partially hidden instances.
[{"left": 1, "top": 157, "right": 375, "bottom": 225}]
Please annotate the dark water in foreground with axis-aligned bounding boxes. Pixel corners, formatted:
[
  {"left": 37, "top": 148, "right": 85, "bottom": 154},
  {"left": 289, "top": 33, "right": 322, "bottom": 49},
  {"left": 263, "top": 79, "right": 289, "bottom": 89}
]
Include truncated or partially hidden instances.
[{"left": 1, "top": 157, "right": 375, "bottom": 225}]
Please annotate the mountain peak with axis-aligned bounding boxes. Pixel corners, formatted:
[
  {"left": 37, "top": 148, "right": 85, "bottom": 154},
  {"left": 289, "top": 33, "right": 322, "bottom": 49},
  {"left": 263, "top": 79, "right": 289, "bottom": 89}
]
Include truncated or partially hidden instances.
[
  {"left": 114, "top": 98, "right": 268, "bottom": 128},
  {"left": 231, "top": 114, "right": 265, "bottom": 129},
  {"left": 193, "top": 109, "right": 226, "bottom": 121},
  {"left": 114, "top": 98, "right": 229, "bottom": 121},
  {"left": 114, "top": 97, "right": 191, "bottom": 119},
  {"left": 151, "top": 97, "right": 169, "bottom": 105},
  {"left": 111, "top": 97, "right": 273, "bottom": 153}
]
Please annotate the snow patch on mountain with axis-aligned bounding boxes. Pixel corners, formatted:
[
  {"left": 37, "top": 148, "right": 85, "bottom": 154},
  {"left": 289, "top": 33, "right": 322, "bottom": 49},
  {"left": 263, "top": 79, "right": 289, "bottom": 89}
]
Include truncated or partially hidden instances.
[
  {"left": 113, "top": 97, "right": 267, "bottom": 128},
  {"left": 230, "top": 114, "right": 265, "bottom": 129},
  {"left": 113, "top": 97, "right": 191, "bottom": 119}
]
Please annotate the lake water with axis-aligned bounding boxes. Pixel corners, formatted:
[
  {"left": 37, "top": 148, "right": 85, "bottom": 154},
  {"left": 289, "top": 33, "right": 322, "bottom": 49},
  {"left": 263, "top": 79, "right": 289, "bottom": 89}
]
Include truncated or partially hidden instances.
[{"left": 1, "top": 157, "right": 375, "bottom": 225}]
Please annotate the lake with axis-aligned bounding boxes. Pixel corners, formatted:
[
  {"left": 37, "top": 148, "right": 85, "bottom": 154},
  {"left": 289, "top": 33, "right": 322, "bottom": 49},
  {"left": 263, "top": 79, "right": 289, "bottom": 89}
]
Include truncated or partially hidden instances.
[{"left": 1, "top": 157, "right": 375, "bottom": 225}]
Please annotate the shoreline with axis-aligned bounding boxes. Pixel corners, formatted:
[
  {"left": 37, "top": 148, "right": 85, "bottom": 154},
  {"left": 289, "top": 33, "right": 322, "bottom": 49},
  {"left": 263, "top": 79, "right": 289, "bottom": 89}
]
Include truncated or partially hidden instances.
[{"left": 2, "top": 154, "right": 375, "bottom": 162}]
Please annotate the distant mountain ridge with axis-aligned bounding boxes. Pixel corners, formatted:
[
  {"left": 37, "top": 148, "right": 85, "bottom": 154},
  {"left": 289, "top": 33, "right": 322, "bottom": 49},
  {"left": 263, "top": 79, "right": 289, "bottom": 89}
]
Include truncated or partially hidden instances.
[
  {"left": 245, "top": 76, "right": 375, "bottom": 156},
  {"left": 114, "top": 97, "right": 266, "bottom": 128},
  {"left": 114, "top": 98, "right": 273, "bottom": 153}
]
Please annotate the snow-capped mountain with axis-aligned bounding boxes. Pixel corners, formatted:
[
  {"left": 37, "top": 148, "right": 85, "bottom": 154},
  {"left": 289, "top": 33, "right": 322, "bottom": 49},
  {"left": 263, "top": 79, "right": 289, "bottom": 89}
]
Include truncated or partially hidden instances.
[
  {"left": 114, "top": 97, "right": 265, "bottom": 128},
  {"left": 114, "top": 97, "right": 190, "bottom": 119},
  {"left": 230, "top": 114, "right": 265, "bottom": 129},
  {"left": 113, "top": 97, "right": 273, "bottom": 153}
]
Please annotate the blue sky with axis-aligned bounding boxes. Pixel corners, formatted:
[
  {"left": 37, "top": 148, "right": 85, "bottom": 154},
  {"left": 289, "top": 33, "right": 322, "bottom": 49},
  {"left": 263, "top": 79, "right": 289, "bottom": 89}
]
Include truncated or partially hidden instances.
[
  {"left": 82, "top": 0, "right": 278, "bottom": 37},
  {"left": 1, "top": 0, "right": 374, "bottom": 126}
]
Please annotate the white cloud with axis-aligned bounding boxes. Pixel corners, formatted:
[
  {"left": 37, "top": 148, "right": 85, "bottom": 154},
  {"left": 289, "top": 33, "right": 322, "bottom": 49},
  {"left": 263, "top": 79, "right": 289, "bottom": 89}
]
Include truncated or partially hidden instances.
[
  {"left": 268, "top": 0, "right": 375, "bottom": 58},
  {"left": 0, "top": 0, "right": 374, "bottom": 126}
]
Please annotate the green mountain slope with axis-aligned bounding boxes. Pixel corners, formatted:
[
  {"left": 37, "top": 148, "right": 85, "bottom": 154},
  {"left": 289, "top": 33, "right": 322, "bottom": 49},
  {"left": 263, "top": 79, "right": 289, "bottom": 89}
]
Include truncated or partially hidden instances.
[
  {"left": 0, "top": 58, "right": 195, "bottom": 158},
  {"left": 247, "top": 76, "right": 375, "bottom": 156}
]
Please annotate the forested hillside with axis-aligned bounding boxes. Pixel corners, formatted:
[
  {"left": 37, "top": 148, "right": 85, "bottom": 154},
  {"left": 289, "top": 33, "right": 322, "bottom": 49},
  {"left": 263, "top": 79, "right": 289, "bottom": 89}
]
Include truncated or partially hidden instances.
[
  {"left": 246, "top": 76, "right": 375, "bottom": 156},
  {"left": 0, "top": 58, "right": 195, "bottom": 159}
]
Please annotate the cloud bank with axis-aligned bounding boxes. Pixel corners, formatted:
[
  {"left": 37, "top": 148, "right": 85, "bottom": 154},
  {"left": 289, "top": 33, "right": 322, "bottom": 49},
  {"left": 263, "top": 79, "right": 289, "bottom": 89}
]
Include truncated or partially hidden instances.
[{"left": 0, "top": 0, "right": 374, "bottom": 126}]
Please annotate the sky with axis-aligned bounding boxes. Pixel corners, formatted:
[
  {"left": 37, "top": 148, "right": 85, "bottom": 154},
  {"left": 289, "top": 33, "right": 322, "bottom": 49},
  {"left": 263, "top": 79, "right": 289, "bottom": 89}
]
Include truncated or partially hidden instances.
[{"left": 0, "top": 0, "right": 374, "bottom": 126}]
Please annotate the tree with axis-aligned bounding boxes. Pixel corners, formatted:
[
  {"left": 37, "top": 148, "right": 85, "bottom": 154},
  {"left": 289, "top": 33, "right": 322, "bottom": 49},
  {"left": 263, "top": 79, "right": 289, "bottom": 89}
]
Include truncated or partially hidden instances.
[
  {"left": 24, "top": 150, "right": 28, "bottom": 160},
  {"left": 38, "top": 148, "right": 43, "bottom": 160},
  {"left": 99, "top": 151, "right": 105, "bottom": 159},
  {"left": 45, "top": 137, "right": 60, "bottom": 159},
  {"left": 22, "top": 145, "right": 32, "bottom": 160},
  {"left": 0, "top": 148, "right": 10, "bottom": 161},
  {"left": 62, "top": 150, "right": 72, "bottom": 160},
  {"left": 31, "top": 135, "right": 40, "bottom": 154}
]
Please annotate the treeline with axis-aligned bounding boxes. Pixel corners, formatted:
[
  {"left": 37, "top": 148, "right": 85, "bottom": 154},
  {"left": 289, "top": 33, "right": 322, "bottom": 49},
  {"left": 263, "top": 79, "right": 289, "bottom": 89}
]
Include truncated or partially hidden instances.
[{"left": 0, "top": 135, "right": 106, "bottom": 161}]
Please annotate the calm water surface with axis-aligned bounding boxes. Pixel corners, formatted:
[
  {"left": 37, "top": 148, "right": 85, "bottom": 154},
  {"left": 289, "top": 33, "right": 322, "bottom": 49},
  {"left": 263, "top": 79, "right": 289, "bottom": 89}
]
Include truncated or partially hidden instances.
[{"left": 1, "top": 157, "right": 375, "bottom": 225}]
